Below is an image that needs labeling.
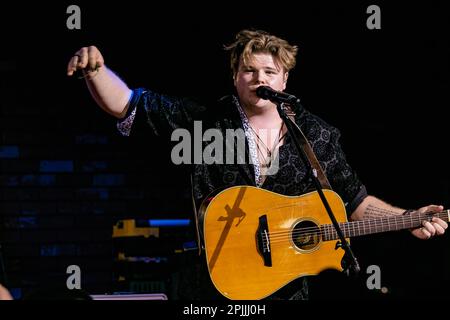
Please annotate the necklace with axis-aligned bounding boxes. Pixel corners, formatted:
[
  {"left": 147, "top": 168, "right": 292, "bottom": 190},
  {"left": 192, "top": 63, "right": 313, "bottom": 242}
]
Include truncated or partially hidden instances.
[{"left": 249, "top": 123, "right": 285, "bottom": 168}]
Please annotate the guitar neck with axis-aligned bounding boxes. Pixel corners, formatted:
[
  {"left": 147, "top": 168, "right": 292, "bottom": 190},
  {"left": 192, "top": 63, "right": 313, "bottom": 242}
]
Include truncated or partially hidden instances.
[{"left": 322, "top": 210, "right": 450, "bottom": 241}]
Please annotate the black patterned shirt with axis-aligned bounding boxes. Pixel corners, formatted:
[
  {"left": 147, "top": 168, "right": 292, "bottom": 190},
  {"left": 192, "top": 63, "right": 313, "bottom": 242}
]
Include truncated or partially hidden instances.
[
  {"left": 118, "top": 88, "right": 367, "bottom": 215},
  {"left": 117, "top": 88, "right": 368, "bottom": 300}
]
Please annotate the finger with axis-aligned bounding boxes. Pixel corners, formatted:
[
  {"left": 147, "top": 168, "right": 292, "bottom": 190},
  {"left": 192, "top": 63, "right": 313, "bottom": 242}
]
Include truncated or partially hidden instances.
[
  {"left": 422, "top": 221, "right": 436, "bottom": 237},
  {"left": 68, "top": 48, "right": 87, "bottom": 75},
  {"left": 87, "top": 46, "right": 101, "bottom": 70},
  {"left": 77, "top": 48, "right": 89, "bottom": 69},
  {"left": 430, "top": 205, "right": 444, "bottom": 212},
  {"left": 97, "top": 53, "right": 105, "bottom": 68},
  {"left": 421, "top": 227, "right": 432, "bottom": 239},
  {"left": 432, "top": 217, "right": 448, "bottom": 230},
  {"left": 432, "top": 222, "right": 445, "bottom": 235},
  {"left": 67, "top": 55, "right": 80, "bottom": 76},
  {"left": 418, "top": 205, "right": 444, "bottom": 214}
]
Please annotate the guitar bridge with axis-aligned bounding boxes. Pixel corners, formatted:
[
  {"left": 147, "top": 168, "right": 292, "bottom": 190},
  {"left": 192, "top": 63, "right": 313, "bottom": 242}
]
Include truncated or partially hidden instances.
[{"left": 256, "top": 215, "right": 272, "bottom": 267}]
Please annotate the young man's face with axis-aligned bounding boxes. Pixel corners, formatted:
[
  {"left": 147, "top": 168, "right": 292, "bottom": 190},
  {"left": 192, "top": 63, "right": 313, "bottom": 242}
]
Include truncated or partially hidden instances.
[{"left": 234, "top": 52, "right": 288, "bottom": 110}]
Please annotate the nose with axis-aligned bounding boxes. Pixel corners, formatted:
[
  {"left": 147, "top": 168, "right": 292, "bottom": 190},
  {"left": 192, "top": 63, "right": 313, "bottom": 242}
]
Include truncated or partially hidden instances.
[{"left": 254, "top": 70, "right": 266, "bottom": 84}]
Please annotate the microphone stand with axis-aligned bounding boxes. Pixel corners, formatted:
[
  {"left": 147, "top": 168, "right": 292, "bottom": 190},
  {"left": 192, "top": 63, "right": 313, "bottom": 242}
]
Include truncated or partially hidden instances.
[{"left": 275, "top": 101, "right": 360, "bottom": 276}]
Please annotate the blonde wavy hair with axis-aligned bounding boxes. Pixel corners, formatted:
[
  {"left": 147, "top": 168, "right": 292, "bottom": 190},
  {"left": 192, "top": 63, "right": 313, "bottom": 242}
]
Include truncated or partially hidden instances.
[{"left": 224, "top": 29, "right": 298, "bottom": 77}]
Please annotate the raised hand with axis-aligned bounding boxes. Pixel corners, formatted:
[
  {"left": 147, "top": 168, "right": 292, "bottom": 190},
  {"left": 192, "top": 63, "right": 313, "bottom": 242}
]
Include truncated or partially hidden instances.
[{"left": 67, "top": 45, "right": 104, "bottom": 79}]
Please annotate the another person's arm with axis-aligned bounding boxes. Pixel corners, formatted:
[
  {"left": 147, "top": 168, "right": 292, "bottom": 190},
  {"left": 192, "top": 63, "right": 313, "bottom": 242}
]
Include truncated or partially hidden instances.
[
  {"left": 67, "top": 46, "right": 132, "bottom": 118},
  {"left": 0, "top": 284, "right": 13, "bottom": 300}
]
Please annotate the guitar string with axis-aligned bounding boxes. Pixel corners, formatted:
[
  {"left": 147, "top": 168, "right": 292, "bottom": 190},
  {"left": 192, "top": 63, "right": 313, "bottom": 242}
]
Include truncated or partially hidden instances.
[
  {"left": 264, "top": 211, "right": 446, "bottom": 237},
  {"left": 244, "top": 201, "right": 446, "bottom": 235},
  {"left": 265, "top": 216, "right": 447, "bottom": 246},
  {"left": 267, "top": 213, "right": 446, "bottom": 240},
  {"left": 269, "top": 213, "right": 447, "bottom": 236},
  {"left": 263, "top": 212, "right": 447, "bottom": 245},
  {"left": 267, "top": 220, "right": 443, "bottom": 246}
]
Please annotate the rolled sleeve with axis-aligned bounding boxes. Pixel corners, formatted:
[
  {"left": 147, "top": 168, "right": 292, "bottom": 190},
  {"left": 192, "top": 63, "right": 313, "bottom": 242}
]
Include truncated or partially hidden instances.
[{"left": 117, "top": 88, "right": 206, "bottom": 138}]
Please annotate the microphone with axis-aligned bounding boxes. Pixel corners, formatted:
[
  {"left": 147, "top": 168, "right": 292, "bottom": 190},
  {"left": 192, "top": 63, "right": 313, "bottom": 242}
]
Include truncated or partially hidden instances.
[{"left": 256, "top": 86, "right": 300, "bottom": 105}]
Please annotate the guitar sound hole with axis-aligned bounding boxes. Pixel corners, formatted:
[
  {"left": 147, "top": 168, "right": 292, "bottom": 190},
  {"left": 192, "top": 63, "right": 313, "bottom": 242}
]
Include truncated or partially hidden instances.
[{"left": 292, "top": 220, "right": 320, "bottom": 251}]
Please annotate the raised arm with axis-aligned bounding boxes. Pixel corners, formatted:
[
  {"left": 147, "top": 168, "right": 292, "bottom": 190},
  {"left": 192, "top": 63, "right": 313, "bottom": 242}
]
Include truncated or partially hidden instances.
[{"left": 67, "top": 46, "right": 132, "bottom": 119}]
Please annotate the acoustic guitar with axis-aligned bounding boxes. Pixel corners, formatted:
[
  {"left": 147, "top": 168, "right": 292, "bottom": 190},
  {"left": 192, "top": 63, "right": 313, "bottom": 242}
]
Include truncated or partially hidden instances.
[{"left": 198, "top": 186, "right": 449, "bottom": 300}]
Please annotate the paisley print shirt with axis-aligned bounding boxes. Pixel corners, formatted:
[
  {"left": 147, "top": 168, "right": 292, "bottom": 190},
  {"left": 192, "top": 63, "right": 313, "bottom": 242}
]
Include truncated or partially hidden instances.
[
  {"left": 117, "top": 88, "right": 368, "bottom": 300},
  {"left": 118, "top": 88, "right": 367, "bottom": 216}
]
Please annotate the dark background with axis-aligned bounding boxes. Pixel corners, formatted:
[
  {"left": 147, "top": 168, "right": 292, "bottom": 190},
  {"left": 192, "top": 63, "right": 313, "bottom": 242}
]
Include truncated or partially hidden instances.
[{"left": 1, "top": 1, "right": 449, "bottom": 299}]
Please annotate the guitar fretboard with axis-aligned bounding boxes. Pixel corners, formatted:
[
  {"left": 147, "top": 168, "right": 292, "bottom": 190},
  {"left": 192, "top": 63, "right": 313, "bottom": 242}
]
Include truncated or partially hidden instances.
[{"left": 321, "top": 210, "right": 449, "bottom": 241}]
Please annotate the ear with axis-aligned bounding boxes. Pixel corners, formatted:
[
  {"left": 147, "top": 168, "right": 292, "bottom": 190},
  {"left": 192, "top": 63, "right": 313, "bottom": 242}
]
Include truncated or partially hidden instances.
[
  {"left": 282, "top": 72, "right": 289, "bottom": 90},
  {"left": 233, "top": 73, "right": 237, "bottom": 87}
]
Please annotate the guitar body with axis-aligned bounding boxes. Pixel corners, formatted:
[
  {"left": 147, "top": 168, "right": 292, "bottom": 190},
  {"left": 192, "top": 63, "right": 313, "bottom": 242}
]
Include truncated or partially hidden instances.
[{"left": 199, "top": 186, "right": 348, "bottom": 300}]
